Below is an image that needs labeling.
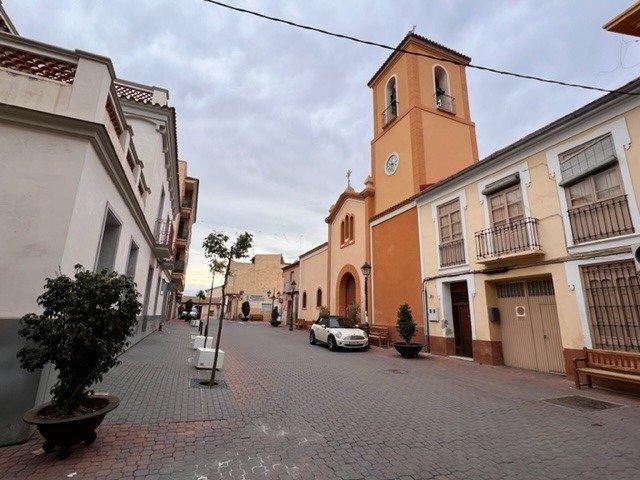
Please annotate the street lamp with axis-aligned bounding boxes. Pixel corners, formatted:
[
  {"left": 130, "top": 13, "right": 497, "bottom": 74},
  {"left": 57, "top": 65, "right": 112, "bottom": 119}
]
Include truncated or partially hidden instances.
[
  {"left": 361, "top": 261, "right": 371, "bottom": 326},
  {"left": 289, "top": 280, "right": 296, "bottom": 331}
]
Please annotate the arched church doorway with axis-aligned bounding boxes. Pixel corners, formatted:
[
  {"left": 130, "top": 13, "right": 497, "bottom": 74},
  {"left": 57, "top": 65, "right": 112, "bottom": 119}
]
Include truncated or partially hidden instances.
[{"left": 338, "top": 271, "right": 357, "bottom": 316}]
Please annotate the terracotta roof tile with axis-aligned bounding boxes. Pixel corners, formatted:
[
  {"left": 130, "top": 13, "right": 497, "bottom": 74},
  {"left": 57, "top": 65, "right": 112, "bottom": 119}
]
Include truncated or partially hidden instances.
[
  {"left": 0, "top": 44, "right": 76, "bottom": 83},
  {"left": 114, "top": 83, "right": 154, "bottom": 103}
]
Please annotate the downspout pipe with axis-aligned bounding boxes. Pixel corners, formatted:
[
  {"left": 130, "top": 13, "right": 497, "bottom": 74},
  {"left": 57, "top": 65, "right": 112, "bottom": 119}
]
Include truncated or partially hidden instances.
[{"left": 422, "top": 278, "right": 430, "bottom": 353}]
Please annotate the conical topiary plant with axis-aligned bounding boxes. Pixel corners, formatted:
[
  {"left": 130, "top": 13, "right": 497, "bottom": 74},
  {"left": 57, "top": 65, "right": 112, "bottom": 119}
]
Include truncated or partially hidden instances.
[{"left": 396, "top": 303, "right": 415, "bottom": 344}]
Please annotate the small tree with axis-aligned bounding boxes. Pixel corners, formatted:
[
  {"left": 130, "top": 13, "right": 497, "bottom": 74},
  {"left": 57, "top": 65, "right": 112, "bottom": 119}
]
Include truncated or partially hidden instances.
[
  {"left": 271, "top": 306, "right": 280, "bottom": 324},
  {"left": 344, "top": 302, "right": 361, "bottom": 327},
  {"left": 241, "top": 300, "right": 250, "bottom": 320},
  {"left": 196, "top": 290, "right": 206, "bottom": 301},
  {"left": 396, "top": 303, "right": 415, "bottom": 344},
  {"left": 17, "top": 265, "right": 140, "bottom": 415},
  {"left": 202, "top": 231, "right": 253, "bottom": 386},
  {"left": 185, "top": 299, "right": 194, "bottom": 314},
  {"left": 318, "top": 306, "right": 330, "bottom": 319}
]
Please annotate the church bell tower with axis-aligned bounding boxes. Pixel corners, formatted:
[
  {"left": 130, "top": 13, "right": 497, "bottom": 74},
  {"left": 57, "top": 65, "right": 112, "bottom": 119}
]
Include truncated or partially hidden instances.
[{"left": 368, "top": 33, "right": 479, "bottom": 215}]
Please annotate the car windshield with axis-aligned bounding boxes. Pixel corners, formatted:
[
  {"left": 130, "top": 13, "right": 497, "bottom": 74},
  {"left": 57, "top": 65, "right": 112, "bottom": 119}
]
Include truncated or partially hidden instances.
[{"left": 327, "top": 317, "right": 355, "bottom": 328}]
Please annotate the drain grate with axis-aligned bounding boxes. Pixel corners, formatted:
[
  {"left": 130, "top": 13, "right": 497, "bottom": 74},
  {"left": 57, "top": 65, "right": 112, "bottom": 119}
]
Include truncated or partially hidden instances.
[
  {"left": 385, "top": 369, "right": 408, "bottom": 374},
  {"left": 544, "top": 395, "right": 621, "bottom": 411},
  {"left": 189, "top": 378, "right": 228, "bottom": 389}
]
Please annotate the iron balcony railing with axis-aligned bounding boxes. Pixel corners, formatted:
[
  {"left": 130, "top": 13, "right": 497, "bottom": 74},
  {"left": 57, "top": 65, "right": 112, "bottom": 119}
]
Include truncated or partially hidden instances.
[
  {"left": 154, "top": 219, "right": 173, "bottom": 249},
  {"left": 435, "top": 93, "right": 455, "bottom": 114},
  {"left": 173, "top": 260, "right": 186, "bottom": 273},
  {"left": 177, "top": 228, "right": 188, "bottom": 241},
  {"left": 568, "top": 194, "right": 634, "bottom": 244},
  {"left": 475, "top": 217, "right": 540, "bottom": 260},
  {"left": 439, "top": 238, "right": 466, "bottom": 267},
  {"left": 381, "top": 100, "right": 398, "bottom": 126},
  {"left": 182, "top": 196, "right": 193, "bottom": 208}
]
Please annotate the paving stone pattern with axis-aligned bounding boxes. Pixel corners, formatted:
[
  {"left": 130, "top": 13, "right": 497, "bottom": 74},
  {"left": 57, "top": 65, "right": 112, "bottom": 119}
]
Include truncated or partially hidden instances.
[{"left": 1, "top": 320, "right": 640, "bottom": 479}]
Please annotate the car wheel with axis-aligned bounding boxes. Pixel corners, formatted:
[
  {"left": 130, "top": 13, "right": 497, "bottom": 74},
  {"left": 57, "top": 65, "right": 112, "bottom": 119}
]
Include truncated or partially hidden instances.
[
  {"left": 309, "top": 330, "right": 316, "bottom": 345},
  {"left": 327, "top": 336, "right": 337, "bottom": 351}
]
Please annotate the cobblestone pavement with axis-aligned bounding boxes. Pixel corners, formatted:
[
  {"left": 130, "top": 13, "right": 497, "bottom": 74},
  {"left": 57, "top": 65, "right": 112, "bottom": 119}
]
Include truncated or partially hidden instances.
[{"left": 2, "top": 320, "right": 640, "bottom": 480}]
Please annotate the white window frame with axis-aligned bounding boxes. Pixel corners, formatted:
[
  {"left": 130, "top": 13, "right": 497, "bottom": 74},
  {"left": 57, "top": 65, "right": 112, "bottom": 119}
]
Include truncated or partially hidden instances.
[{"left": 546, "top": 117, "right": 640, "bottom": 252}]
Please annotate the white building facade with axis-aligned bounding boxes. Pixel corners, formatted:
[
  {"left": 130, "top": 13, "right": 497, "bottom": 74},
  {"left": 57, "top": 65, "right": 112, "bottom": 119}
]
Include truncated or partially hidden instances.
[{"left": 0, "top": 5, "right": 183, "bottom": 445}]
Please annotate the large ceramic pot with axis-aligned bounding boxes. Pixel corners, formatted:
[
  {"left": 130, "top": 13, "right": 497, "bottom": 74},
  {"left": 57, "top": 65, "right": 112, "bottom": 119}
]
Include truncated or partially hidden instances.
[
  {"left": 23, "top": 394, "right": 120, "bottom": 459},
  {"left": 393, "top": 342, "right": 424, "bottom": 358}
]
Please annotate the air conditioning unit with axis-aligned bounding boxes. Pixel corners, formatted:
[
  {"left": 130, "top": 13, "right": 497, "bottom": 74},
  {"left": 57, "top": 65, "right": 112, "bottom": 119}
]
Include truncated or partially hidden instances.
[
  {"left": 195, "top": 348, "right": 225, "bottom": 370},
  {"left": 193, "top": 335, "right": 214, "bottom": 350},
  {"left": 633, "top": 243, "right": 640, "bottom": 273}
]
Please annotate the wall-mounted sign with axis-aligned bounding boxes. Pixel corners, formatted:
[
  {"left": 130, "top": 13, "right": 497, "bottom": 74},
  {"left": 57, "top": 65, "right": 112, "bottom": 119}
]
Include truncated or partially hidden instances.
[{"left": 515, "top": 306, "right": 526, "bottom": 317}]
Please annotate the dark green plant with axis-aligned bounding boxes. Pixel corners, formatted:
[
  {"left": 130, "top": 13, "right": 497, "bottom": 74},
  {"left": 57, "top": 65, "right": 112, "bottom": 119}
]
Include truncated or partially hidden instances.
[
  {"left": 396, "top": 303, "right": 415, "bottom": 344},
  {"left": 318, "top": 306, "right": 330, "bottom": 319},
  {"left": 344, "top": 302, "right": 361, "bottom": 327},
  {"left": 271, "top": 306, "right": 279, "bottom": 323},
  {"left": 241, "top": 300, "right": 250, "bottom": 319},
  {"left": 196, "top": 290, "right": 206, "bottom": 301},
  {"left": 17, "top": 265, "right": 140, "bottom": 415},
  {"left": 185, "top": 299, "right": 194, "bottom": 313}
]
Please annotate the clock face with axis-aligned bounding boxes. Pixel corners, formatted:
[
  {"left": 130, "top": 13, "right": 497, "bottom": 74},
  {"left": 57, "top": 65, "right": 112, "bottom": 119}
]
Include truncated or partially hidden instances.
[{"left": 385, "top": 154, "right": 399, "bottom": 175}]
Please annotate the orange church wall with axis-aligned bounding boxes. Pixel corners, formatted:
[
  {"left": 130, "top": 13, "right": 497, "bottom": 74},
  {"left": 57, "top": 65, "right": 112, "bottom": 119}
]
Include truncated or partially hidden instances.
[
  {"left": 421, "top": 110, "right": 477, "bottom": 184},
  {"left": 371, "top": 206, "right": 424, "bottom": 343},
  {"left": 371, "top": 115, "right": 415, "bottom": 214}
]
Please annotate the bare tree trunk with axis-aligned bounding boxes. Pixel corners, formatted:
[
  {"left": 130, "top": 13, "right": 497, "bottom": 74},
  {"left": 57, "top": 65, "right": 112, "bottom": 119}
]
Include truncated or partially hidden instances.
[
  {"left": 203, "top": 272, "right": 215, "bottom": 338},
  {"left": 210, "top": 255, "right": 232, "bottom": 387}
]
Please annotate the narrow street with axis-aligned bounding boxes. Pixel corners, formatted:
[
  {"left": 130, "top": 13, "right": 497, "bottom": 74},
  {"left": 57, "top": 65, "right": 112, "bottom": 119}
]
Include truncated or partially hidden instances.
[{"left": 2, "top": 320, "right": 640, "bottom": 479}]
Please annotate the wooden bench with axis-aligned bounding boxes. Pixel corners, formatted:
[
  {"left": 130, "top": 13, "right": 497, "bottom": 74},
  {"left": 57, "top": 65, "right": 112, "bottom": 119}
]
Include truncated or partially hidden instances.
[
  {"left": 294, "top": 318, "right": 306, "bottom": 330},
  {"left": 573, "top": 347, "right": 640, "bottom": 390},
  {"left": 368, "top": 325, "right": 390, "bottom": 347}
]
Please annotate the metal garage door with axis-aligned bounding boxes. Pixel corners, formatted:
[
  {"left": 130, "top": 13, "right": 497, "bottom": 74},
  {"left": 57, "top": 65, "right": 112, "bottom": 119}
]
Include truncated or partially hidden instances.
[
  {"left": 496, "top": 279, "right": 565, "bottom": 373},
  {"left": 581, "top": 260, "right": 640, "bottom": 352}
]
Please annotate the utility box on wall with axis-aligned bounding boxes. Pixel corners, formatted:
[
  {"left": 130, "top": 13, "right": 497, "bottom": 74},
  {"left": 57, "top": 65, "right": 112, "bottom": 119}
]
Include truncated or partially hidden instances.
[
  {"left": 427, "top": 308, "right": 439, "bottom": 322},
  {"left": 489, "top": 307, "right": 500, "bottom": 323}
]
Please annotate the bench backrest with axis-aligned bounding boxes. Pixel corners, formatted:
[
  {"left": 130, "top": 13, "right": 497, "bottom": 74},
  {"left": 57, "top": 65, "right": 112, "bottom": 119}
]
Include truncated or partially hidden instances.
[
  {"left": 369, "top": 325, "right": 389, "bottom": 336},
  {"left": 586, "top": 348, "right": 640, "bottom": 374}
]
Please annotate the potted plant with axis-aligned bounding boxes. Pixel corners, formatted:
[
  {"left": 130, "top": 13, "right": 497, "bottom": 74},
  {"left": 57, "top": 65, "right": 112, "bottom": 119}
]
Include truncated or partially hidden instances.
[
  {"left": 241, "top": 300, "right": 250, "bottom": 321},
  {"left": 269, "top": 306, "right": 281, "bottom": 327},
  {"left": 393, "top": 303, "right": 424, "bottom": 358},
  {"left": 344, "top": 302, "right": 361, "bottom": 328},
  {"left": 18, "top": 265, "right": 140, "bottom": 459}
]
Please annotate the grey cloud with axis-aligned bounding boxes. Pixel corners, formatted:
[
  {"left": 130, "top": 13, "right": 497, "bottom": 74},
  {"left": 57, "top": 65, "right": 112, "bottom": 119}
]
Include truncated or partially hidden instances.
[{"left": 9, "top": 0, "right": 638, "bottom": 293}]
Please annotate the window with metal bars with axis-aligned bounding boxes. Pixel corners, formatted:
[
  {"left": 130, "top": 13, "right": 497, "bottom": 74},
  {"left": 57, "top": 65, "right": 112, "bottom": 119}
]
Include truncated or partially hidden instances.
[{"left": 581, "top": 261, "right": 640, "bottom": 352}]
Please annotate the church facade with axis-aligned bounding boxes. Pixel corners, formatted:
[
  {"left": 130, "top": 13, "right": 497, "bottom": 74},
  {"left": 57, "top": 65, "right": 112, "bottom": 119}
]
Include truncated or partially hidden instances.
[{"left": 292, "top": 25, "right": 640, "bottom": 380}]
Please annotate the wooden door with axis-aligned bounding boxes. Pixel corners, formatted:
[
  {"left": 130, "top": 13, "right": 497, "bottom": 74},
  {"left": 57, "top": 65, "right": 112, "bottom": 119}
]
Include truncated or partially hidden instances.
[
  {"left": 497, "top": 282, "right": 539, "bottom": 371},
  {"left": 527, "top": 280, "right": 565, "bottom": 373},
  {"left": 453, "top": 304, "right": 473, "bottom": 357},
  {"left": 496, "top": 279, "right": 564, "bottom": 373}
]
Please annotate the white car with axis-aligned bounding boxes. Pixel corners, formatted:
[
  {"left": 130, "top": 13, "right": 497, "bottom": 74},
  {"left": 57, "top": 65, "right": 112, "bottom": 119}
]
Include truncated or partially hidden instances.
[{"left": 309, "top": 316, "right": 369, "bottom": 351}]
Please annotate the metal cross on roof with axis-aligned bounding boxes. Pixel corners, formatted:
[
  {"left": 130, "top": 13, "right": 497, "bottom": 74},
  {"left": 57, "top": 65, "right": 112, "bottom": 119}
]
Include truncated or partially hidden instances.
[{"left": 346, "top": 169, "right": 352, "bottom": 187}]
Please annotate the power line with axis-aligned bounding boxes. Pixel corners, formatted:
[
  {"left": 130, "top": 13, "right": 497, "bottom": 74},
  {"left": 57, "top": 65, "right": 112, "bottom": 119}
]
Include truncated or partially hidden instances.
[{"left": 202, "top": 0, "right": 640, "bottom": 96}]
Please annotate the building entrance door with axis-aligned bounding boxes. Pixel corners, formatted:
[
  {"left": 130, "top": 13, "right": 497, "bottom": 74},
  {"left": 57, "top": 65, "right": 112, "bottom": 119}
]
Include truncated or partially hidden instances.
[
  {"left": 496, "top": 278, "right": 564, "bottom": 373},
  {"left": 450, "top": 281, "right": 473, "bottom": 358}
]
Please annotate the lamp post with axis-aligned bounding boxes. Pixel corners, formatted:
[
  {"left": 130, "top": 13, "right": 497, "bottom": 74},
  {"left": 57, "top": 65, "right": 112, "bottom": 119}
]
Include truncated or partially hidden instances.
[
  {"left": 289, "top": 280, "right": 296, "bottom": 331},
  {"left": 361, "top": 261, "right": 371, "bottom": 326}
]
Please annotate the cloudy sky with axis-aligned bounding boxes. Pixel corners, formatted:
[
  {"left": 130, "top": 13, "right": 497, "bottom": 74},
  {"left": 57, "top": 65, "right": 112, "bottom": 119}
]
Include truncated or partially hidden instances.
[{"left": 8, "top": 0, "right": 639, "bottom": 293}]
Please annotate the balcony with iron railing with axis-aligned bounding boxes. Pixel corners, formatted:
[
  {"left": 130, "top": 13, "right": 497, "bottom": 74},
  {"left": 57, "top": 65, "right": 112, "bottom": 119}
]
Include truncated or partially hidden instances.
[
  {"left": 381, "top": 100, "right": 398, "bottom": 127},
  {"left": 435, "top": 93, "right": 455, "bottom": 114},
  {"left": 172, "top": 259, "right": 186, "bottom": 274},
  {"left": 439, "top": 238, "right": 466, "bottom": 268},
  {"left": 568, "top": 194, "right": 634, "bottom": 244},
  {"left": 475, "top": 217, "right": 542, "bottom": 263},
  {"left": 153, "top": 219, "right": 173, "bottom": 259}
]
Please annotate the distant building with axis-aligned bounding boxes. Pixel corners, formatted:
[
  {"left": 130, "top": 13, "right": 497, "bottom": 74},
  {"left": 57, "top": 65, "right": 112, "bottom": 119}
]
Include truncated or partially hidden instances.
[{"left": 225, "top": 254, "right": 289, "bottom": 320}]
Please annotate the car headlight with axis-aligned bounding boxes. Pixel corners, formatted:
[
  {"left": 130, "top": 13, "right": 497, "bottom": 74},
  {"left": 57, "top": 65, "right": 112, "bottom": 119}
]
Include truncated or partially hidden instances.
[{"left": 334, "top": 332, "right": 342, "bottom": 338}]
